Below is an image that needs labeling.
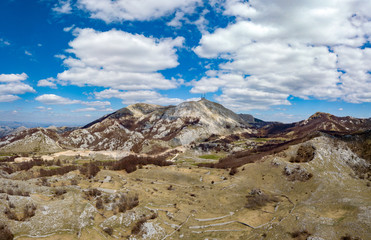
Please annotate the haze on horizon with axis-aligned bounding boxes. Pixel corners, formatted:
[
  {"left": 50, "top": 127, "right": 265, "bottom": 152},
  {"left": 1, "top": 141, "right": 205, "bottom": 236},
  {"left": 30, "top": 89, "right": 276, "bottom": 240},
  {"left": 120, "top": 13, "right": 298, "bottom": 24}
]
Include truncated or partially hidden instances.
[{"left": 0, "top": 0, "right": 370, "bottom": 125}]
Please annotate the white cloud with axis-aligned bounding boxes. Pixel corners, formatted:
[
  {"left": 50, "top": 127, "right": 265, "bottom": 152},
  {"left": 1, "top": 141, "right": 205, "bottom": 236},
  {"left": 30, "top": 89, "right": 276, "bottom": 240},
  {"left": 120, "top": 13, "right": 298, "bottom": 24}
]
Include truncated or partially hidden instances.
[
  {"left": 192, "top": 0, "right": 371, "bottom": 110},
  {"left": 35, "top": 94, "right": 111, "bottom": 107},
  {"left": 335, "top": 46, "right": 371, "bottom": 103},
  {"left": 0, "top": 95, "right": 20, "bottom": 102},
  {"left": 167, "top": 11, "right": 185, "bottom": 27},
  {"left": 77, "top": 0, "right": 201, "bottom": 22},
  {"left": 25, "top": 50, "right": 32, "bottom": 56},
  {"left": 37, "top": 78, "right": 57, "bottom": 89},
  {"left": 36, "top": 106, "right": 52, "bottom": 111},
  {"left": 0, "top": 73, "right": 28, "bottom": 82},
  {"left": 0, "top": 73, "right": 35, "bottom": 102},
  {"left": 53, "top": 0, "right": 72, "bottom": 14},
  {"left": 72, "top": 107, "right": 97, "bottom": 112},
  {"left": 36, "top": 94, "right": 80, "bottom": 105},
  {"left": 338, "top": 108, "right": 343, "bottom": 111},
  {"left": 95, "top": 89, "right": 185, "bottom": 105},
  {"left": 63, "top": 24, "right": 75, "bottom": 32},
  {"left": 56, "top": 28, "right": 183, "bottom": 90},
  {"left": 54, "top": 54, "right": 67, "bottom": 60},
  {"left": 0, "top": 38, "right": 10, "bottom": 46}
]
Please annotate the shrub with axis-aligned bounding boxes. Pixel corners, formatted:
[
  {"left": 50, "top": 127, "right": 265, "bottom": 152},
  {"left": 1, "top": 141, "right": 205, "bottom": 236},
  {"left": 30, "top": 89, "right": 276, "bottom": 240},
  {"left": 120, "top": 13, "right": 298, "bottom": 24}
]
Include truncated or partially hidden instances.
[
  {"left": 245, "top": 189, "right": 278, "bottom": 209},
  {"left": 229, "top": 167, "right": 238, "bottom": 176},
  {"left": 40, "top": 178, "right": 50, "bottom": 187},
  {"left": 116, "top": 194, "right": 139, "bottom": 213},
  {"left": 39, "top": 165, "right": 77, "bottom": 177},
  {"left": 80, "top": 162, "right": 100, "bottom": 178},
  {"left": 131, "top": 212, "right": 158, "bottom": 235},
  {"left": 283, "top": 166, "right": 313, "bottom": 182},
  {"left": 54, "top": 188, "right": 66, "bottom": 197},
  {"left": 340, "top": 235, "right": 361, "bottom": 240},
  {"left": 85, "top": 188, "right": 101, "bottom": 199},
  {"left": 111, "top": 155, "right": 172, "bottom": 173},
  {"left": 289, "top": 230, "right": 311, "bottom": 240},
  {"left": 103, "top": 227, "right": 113, "bottom": 236},
  {"left": 4, "top": 207, "right": 17, "bottom": 220},
  {"left": 0, "top": 223, "right": 14, "bottom": 240},
  {"left": 70, "top": 179, "right": 78, "bottom": 185},
  {"left": 96, "top": 198, "right": 103, "bottom": 210},
  {"left": 290, "top": 144, "right": 316, "bottom": 163},
  {"left": 131, "top": 217, "right": 147, "bottom": 235},
  {"left": 21, "top": 204, "right": 36, "bottom": 221}
]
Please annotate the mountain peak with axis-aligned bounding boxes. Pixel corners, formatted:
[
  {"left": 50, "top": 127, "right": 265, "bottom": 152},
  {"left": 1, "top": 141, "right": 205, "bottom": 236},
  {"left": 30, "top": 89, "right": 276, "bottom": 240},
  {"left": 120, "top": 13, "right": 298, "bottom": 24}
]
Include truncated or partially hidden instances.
[{"left": 308, "top": 112, "right": 333, "bottom": 120}]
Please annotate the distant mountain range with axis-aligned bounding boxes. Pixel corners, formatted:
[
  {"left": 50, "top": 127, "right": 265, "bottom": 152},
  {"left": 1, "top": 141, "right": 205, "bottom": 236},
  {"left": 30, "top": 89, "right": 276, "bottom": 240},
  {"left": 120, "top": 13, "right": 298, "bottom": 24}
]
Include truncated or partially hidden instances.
[{"left": 0, "top": 99, "right": 370, "bottom": 155}]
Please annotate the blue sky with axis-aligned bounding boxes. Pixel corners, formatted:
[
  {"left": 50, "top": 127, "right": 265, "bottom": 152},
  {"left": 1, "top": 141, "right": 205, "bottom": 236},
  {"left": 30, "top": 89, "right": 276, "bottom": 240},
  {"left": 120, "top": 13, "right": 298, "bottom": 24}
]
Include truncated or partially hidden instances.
[{"left": 0, "top": 0, "right": 370, "bottom": 126}]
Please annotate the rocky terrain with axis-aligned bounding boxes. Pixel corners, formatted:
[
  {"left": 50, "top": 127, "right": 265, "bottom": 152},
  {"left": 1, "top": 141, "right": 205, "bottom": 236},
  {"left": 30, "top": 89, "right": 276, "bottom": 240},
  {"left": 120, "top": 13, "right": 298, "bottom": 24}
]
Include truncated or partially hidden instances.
[{"left": 0, "top": 99, "right": 370, "bottom": 240}]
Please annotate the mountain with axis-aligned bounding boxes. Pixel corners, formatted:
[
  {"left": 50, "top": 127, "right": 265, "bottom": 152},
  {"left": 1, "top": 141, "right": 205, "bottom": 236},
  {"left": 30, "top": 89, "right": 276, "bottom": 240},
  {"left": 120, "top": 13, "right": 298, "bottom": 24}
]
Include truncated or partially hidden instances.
[
  {"left": 0, "top": 100, "right": 370, "bottom": 156},
  {"left": 0, "top": 99, "right": 252, "bottom": 153},
  {"left": 0, "top": 126, "right": 27, "bottom": 138},
  {"left": 239, "top": 113, "right": 276, "bottom": 128},
  {"left": 0, "top": 100, "right": 370, "bottom": 240},
  {"left": 259, "top": 112, "right": 371, "bottom": 139}
]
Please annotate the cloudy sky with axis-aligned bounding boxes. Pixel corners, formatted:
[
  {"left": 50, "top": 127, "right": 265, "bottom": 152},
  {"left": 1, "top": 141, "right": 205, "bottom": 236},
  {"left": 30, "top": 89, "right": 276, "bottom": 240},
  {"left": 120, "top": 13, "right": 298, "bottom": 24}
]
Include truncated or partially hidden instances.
[{"left": 0, "top": 0, "right": 370, "bottom": 125}]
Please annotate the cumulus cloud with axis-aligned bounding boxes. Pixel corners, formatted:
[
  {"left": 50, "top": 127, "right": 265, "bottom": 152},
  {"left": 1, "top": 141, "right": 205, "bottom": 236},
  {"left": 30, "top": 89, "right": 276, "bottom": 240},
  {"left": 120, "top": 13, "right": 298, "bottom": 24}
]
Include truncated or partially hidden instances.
[
  {"left": 35, "top": 94, "right": 111, "bottom": 106},
  {"left": 77, "top": 0, "right": 201, "bottom": 22},
  {"left": 95, "top": 89, "right": 185, "bottom": 105},
  {"left": 0, "top": 73, "right": 35, "bottom": 102},
  {"left": 56, "top": 28, "right": 183, "bottom": 90},
  {"left": 53, "top": 0, "right": 72, "bottom": 14},
  {"left": 37, "top": 78, "right": 57, "bottom": 89},
  {"left": 0, "top": 73, "right": 28, "bottom": 82},
  {"left": 193, "top": 0, "right": 371, "bottom": 110}
]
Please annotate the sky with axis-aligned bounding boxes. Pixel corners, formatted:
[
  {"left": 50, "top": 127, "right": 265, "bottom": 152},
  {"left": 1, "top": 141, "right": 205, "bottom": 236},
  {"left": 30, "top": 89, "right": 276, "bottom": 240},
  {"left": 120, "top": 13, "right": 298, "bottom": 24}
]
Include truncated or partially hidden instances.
[{"left": 0, "top": 0, "right": 371, "bottom": 126}]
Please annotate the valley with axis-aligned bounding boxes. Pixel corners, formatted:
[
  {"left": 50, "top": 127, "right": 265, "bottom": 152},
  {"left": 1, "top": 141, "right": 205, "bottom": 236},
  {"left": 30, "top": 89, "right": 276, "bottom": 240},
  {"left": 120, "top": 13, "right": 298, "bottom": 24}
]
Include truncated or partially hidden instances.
[{"left": 0, "top": 99, "right": 370, "bottom": 240}]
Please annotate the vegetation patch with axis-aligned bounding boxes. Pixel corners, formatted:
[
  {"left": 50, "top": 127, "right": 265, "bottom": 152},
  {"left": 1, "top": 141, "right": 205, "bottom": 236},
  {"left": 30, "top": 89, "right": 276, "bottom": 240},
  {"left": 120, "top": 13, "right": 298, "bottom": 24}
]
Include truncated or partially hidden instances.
[
  {"left": 245, "top": 189, "right": 279, "bottom": 210},
  {"left": 290, "top": 144, "right": 316, "bottom": 163},
  {"left": 283, "top": 165, "right": 313, "bottom": 182},
  {"left": 111, "top": 155, "right": 172, "bottom": 173},
  {"left": 0, "top": 223, "right": 13, "bottom": 240},
  {"left": 199, "top": 154, "right": 220, "bottom": 160},
  {"left": 289, "top": 230, "right": 311, "bottom": 240}
]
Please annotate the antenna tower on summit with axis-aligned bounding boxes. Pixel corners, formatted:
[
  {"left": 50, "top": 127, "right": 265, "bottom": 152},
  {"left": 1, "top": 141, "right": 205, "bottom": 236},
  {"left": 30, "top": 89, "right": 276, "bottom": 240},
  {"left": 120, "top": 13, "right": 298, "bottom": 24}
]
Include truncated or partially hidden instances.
[{"left": 201, "top": 93, "right": 206, "bottom": 100}]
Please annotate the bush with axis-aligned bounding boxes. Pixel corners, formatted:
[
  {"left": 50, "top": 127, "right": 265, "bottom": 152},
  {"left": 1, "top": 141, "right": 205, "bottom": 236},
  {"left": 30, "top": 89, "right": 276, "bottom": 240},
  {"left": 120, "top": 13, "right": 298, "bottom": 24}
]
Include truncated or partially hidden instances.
[
  {"left": 84, "top": 188, "right": 101, "bottom": 199},
  {"left": 4, "top": 207, "right": 17, "bottom": 220},
  {"left": 0, "top": 223, "right": 14, "bottom": 240},
  {"left": 290, "top": 144, "right": 316, "bottom": 163},
  {"left": 229, "top": 167, "right": 238, "bottom": 176},
  {"left": 245, "top": 189, "right": 278, "bottom": 209},
  {"left": 131, "top": 212, "right": 158, "bottom": 235},
  {"left": 96, "top": 198, "right": 103, "bottom": 210},
  {"left": 131, "top": 217, "right": 147, "bottom": 235},
  {"left": 21, "top": 203, "right": 36, "bottom": 221},
  {"left": 103, "top": 227, "right": 113, "bottom": 236},
  {"left": 289, "top": 230, "right": 311, "bottom": 240},
  {"left": 39, "top": 165, "right": 77, "bottom": 177},
  {"left": 340, "top": 235, "right": 361, "bottom": 240},
  {"left": 54, "top": 188, "right": 66, "bottom": 197},
  {"left": 116, "top": 194, "right": 139, "bottom": 213},
  {"left": 111, "top": 155, "right": 172, "bottom": 173},
  {"left": 80, "top": 162, "right": 100, "bottom": 178},
  {"left": 283, "top": 166, "right": 313, "bottom": 182}
]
